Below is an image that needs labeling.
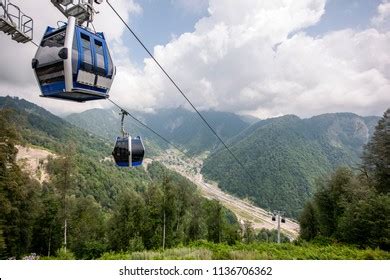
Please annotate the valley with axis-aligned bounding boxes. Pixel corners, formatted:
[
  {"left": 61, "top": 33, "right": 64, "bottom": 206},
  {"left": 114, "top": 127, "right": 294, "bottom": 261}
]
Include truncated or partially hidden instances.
[{"left": 153, "top": 150, "right": 300, "bottom": 239}]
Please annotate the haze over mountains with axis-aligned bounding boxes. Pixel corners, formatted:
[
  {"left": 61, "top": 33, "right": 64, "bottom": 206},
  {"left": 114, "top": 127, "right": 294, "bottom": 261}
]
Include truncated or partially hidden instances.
[
  {"left": 66, "top": 107, "right": 252, "bottom": 154},
  {"left": 1, "top": 96, "right": 380, "bottom": 217},
  {"left": 65, "top": 99, "right": 380, "bottom": 217}
]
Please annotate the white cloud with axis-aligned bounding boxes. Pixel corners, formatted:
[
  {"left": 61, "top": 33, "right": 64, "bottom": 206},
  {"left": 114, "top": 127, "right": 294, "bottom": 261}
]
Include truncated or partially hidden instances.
[
  {"left": 118, "top": 0, "right": 389, "bottom": 118},
  {"left": 1, "top": 0, "right": 389, "bottom": 118},
  {"left": 372, "top": 0, "right": 390, "bottom": 30},
  {"left": 0, "top": 0, "right": 141, "bottom": 114},
  {"left": 107, "top": 0, "right": 388, "bottom": 118}
]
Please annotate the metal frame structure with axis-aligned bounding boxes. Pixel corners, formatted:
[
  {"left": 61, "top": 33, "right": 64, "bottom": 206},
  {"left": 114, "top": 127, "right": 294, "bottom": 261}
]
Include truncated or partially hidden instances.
[
  {"left": 0, "top": 0, "right": 33, "bottom": 43},
  {"left": 271, "top": 210, "right": 286, "bottom": 244},
  {"left": 51, "top": 0, "right": 103, "bottom": 25}
]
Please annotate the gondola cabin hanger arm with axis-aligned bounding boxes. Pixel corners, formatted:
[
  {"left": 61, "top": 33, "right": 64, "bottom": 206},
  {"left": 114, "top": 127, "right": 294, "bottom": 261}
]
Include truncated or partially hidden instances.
[{"left": 112, "top": 109, "right": 145, "bottom": 168}]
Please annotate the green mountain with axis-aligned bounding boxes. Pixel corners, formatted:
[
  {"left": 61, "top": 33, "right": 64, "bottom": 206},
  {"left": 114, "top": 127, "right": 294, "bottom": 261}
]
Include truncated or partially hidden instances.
[
  {"left": 0, "top": 96, "right": 241, "bottom": 259},
  {"left": 0, "top": 95, "right": 149, "bottom": 207},
  {"left": 202, "top": 113, "right": 380, "bottom": 217},
  {"left": 64, "top": 99, "right": 380, "bottom": 218},
  {"left": 66, "top": 107, "right": 250, "bottom": 154}
]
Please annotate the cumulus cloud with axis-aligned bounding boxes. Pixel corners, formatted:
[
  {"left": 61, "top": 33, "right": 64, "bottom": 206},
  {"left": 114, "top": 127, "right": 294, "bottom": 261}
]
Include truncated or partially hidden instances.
[
  {"left": 0, "top": 0, "right": 141, "bottom": 113},
  {"left": 0, "top": 0, "right": 389, "bottom": 118},
  {"left": 372, "top": 0, "right": 390, "bottom": 30},
  {"left": 120, "top": 0, "right": 389, "bottom": 118},
  {"left": 115, "top": 0, "right": 387, "bottom": 118}
]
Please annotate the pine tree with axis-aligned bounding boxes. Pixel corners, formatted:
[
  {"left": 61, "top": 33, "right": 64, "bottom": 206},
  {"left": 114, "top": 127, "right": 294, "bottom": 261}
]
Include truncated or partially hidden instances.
[
  {"left": 107, "top": 190, "right": 145, "bottom": 252},
  {"left": 299, "top": 201, "right": 319, "bottom": 241},
  {"left": 362, "top": 109, "right": 390, "bottom": 194},
  {"left": 0, "top": 225, "right": 6, "bottom": 259},
  {"left": 0, "top": 111, "right": 40, "bottom": 258}
]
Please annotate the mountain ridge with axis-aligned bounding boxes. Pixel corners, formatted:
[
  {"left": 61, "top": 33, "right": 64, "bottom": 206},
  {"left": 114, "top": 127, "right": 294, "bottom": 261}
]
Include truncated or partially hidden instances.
[{"left": 202, "top": 112, "right": 380, "bottom": 217}]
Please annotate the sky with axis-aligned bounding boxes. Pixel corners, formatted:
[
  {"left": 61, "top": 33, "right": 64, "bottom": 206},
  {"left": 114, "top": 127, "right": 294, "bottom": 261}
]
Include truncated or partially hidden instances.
[{"left": 0, "top": 0, "right": 389, "bottom": 119}]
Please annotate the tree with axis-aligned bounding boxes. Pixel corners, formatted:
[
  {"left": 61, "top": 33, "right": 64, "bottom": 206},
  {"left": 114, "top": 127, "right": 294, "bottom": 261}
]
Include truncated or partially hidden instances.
[
  {"left": 204, "top": 200, "right": 223, "bottom": 243},
  {"left": 313, "top": 168, "right": 367, "bottom": 237},
  {"left": 187, "top": 196, "right": 207, "bottom": 242},
  {"left": 67, "top": 196, "right": 107, "bottom": 259},
  {"left": 0, "top": 224, "right": 6, "bottom": 259},
  {"left": 0, "top": 112, "right": 41, "bottom": 258},
  {"left": 46, "top": 144, "right": 76, "bottom": 253},
  {"left": 142, "top": 184, "right": 164, "bottom": 250},
  {"left": 299, "top": 201, "right": 319, "bottom": 241},
  {"left": 362, "top": 109, "right": 390, "bottom": 194},
  {"left": 107, "top": 190, "right": 145, "bottom": 252},
  {"left": 242, "top": 220, "right": 255, "bottom": 244},
  {"left": 30, "top": 185, "right": 62, "bottom": 257},
  {"left": 338, "top": 195, "right": 390, "bottom": 250}
]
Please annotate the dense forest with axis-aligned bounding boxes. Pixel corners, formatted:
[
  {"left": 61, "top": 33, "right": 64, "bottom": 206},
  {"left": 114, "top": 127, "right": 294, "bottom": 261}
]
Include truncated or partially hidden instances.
[
  {"left": 299, "top": 109, "right": 390, "bottom": 250},
  {"left": 202, "top": 113, "right": 379, "bottom": 217},
  {"left": 66, "top": 106, "right": 250, "bottom": 154},
  {"left": 0, "top": 97, "right": 388, "bottom": 259},
  {"left": 0, "top": 101, "right": 244, "bottom": 259}
]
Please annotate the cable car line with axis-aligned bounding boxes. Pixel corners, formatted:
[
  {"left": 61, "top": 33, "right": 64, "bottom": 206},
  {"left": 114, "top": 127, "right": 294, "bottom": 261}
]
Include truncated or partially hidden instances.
[
  {"left": 30, "top": 40, "right": 39, "bottom": 48},
  {"left": 28, "top": 36, "right": 188, "bottom": 161},
  {"left": 106, "top": 0, "right": 259, "bottom": 185},
  {"left": 108, "top": 98, "right": 190, "bottom": 159},
  {"left": 24, "top": 1, "right": 255, "bottom": 182}
]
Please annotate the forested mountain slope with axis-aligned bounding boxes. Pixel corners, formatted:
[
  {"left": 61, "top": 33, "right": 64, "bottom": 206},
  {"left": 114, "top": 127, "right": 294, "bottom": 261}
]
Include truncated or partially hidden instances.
[
  {"left": 66, "top": 107, "right": 249, "bottom": 154},
  {"left": 202, "top": 113, "right": 380, "bottom": 217},
  {"left": 0, "top": 96, "right": 241, "bottom": 259},
  {"left": 0, "top": 95, "right": 150, "bottom": 207}
]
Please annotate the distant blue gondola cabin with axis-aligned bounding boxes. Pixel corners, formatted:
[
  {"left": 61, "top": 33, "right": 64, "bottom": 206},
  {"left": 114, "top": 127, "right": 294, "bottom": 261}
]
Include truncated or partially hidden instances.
[
  {"left": 112, "top": 136, "right": 145, "bottom": 167},
  {"left": 32, "top": 16, "right": 115, "bottom": 102}
]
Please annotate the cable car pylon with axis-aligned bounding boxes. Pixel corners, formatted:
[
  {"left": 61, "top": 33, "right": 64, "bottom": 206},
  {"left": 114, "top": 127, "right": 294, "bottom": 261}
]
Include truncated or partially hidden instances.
[
  {"left": 0, "top": 0, "right": 33, "bottom": 43},
  {"left": 51, "top": 0, "right": 103, "bottom": 26}
]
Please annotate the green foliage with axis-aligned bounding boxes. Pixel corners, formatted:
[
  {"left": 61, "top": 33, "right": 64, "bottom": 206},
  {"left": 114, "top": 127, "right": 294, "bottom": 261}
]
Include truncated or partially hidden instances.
[
  {"left": 255, "top": 228, "right": 290, "bottom": 243},
  {"left": 67, "top": 196, "right": 107, "bottom": 259},
  {"left": 2, "top": 97, "right": 387, "bottom": 259},
  {"left": 107, "top": 190, "right": 146, "bottom": 252},
  {"left": 41, "top": 247, "right": 75, "bottom": 260},
  {"left": 202, "top": 113, "right": 378, "bottom": 217},
  {"left": 299, "top": 201, "right": 319, "bottom": 241},
  {"left": 0, "top": 100, "right": 244, "bottom": 259},
  {"left": 299, "top": 167, "right": 390, "bottom": 249},
  {"left": 106, "top": 162, "right": 241, "bottom": 252},
  {"left": 362, "top": 109, "right": 390, "bottom": 194},
  {"left": 0, "top": 109, "right": 41, "bottom": 258},
  {"left": 338, "top": 195, "right": 390, "bottom": 250},
  {"left": 98, "top": 241, "right": 390, "bottom": 260},
  {"left": 29, "top": 186, "right": 63, "bottom": 257},
  {"left": 299, "top": 111, "right": 390, "bottom": 250},
  {"left": 66, "top": 107, "right": 250, "bottom": 155},
  {"left": 0, "top": 225, "right": 5, "bottom": 258},
  {"left": 242, "top": 221, "right": 255, "bottom": 243}
]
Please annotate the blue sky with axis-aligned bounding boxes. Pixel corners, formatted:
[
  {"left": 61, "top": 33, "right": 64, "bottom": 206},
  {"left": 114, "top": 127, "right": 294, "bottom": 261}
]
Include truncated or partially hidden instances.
[
  {"left": 123, "top": 0, "right": 208, "bottom": 66},
  {"left": 0, "top": 0, "right": 389, "bottom": 117},
  {"left": 306, "top": 0, "right": 382, "bottom": 35},
  {"left": 126, "top": 0, "right": 382, "bottom": 65}
]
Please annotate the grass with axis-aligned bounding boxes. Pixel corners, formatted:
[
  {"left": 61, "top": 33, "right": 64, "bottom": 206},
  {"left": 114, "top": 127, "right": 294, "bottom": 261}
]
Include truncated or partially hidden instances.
[{"left": 97, "top": 241, "right": 390, "bottom": 260}]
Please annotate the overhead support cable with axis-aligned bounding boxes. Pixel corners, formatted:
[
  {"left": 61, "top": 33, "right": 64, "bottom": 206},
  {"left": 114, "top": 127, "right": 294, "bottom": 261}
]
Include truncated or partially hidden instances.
[
  {"left": 108, "top": 98, "right": 190, "bottom": 159},
  {"left": 106, "top": 0, "right": 259, "bottom": 186}
]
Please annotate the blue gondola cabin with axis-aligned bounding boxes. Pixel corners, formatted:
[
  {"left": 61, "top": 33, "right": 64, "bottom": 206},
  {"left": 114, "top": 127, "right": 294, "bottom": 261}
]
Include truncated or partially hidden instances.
[{"left": 32, "top": 16, "right": 115, "bottom": 102}]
